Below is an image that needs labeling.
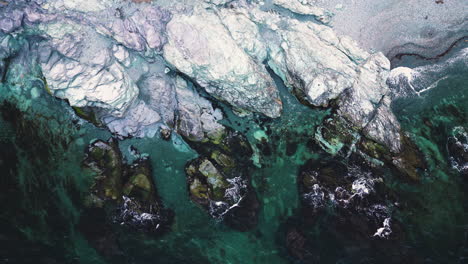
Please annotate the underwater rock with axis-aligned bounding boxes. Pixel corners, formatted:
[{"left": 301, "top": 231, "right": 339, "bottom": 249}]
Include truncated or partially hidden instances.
[
  {"left": 184, "top": 128, "right": 259, "bottom": 231},
  {"left": 82, "top": 138, "right": 174, "bottom": 233},
  {"left": 285, "top": 227, "right": 309, "bottom": 261},
  {"left": 81, "top": 138, "right": 174, "bottom": 259},
  {"left": 293, "top": 157, "right": 408, "bottom": 261},
  {"left": 448, "top": 126, "right": 468, "bottom": 177},
  {"left": 0, "top": 99, "right": 90, "bottom": 263}
]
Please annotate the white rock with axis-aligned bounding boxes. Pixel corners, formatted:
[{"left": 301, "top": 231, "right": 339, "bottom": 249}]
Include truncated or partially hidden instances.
[
  {"left": 272, "top": 0, "right": 333, "bottom": 24},
  {"left": 217, "top": 8, "right": 268, "bottom": 63},
  {"left": 163, "top": 6, "right": 282, "bottom": 118},
  {"left": 175, "top": 77, "right": 225, "bottom": 142},
  {"left": 103, "top": 100, "right": 161, "bottom": 137}
]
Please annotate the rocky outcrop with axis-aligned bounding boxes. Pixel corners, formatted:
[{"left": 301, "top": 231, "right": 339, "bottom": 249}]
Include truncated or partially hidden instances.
[
  {"left": 163, "top": 6, "right": 282, "bottom": 118},
  {"left": 184, "top": 128, "right": 259, "bottom": 231},
  {"left": 81, "top": 138, "right": 174, "bottom": 259},
  {"left": 242, "top": 7, "right": 403, "bottom": 157},
  {"left": 271, "top": 0, "right": 333, "bottom": 24},
  {"left": 0, "top": 0, "right": 406, "bottom": 158},
  {"left": 174, "top": 77, "right": 225, "bottom": 142},
  {"left": 38, "top": 21, "right": 139, "bottom": 117},
  {"left": 288, "top": 156, "right": 410, "bottom": 262}
]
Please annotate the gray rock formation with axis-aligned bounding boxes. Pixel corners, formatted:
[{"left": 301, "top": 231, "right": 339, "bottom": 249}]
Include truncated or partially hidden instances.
[
  {"left": 271, "top": 0, "right": 333, "bottom": 24},
  {"left": 175, "top": 76, "right": 225, "bottom": 142},
  {"left": 0, "top": 0, "right": 413, "bottom": 154},
  {"left": 163, "top": 6, "right": 282, "bottom": 118}
]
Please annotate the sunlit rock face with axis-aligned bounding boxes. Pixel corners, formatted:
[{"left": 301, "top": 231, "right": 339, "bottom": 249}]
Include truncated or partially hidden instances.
[
  {"left": 271, "top": 0, "right": 333, "bottom": 24},
  {"left": 0, "top": 0, "right": 418, "bottom": 152},
  {"left": 163, "top": 6, "right": 282, "bottom": 118}
]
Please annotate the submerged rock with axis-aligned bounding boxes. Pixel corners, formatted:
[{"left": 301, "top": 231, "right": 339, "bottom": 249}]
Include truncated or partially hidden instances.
[
  {"left": 81, "top": 138, "right": 174, "bottom": 259},
  {"left": 184, "top": 128, "right": 259, "bottom": 231},
  {"left": 448, "top": 126, "right": 468, "bottom": 177},
  {"left": 291, "top": 157, "right": 409, "bottom": 262}
]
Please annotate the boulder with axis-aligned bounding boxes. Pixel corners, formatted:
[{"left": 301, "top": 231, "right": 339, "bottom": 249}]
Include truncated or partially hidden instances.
[
  {"left": 163, "top": 6, "right": 282, "bottom": 118},
  {"left": 81, "top": 138, "right": 174, "bottom": 259},
  {"left": 184, "top": 128, "right": 259, "bottom": 231}
]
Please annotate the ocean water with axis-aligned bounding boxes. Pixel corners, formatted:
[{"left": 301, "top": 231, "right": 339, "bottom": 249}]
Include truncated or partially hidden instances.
[{"left": 0, "top": 46, "right": 467, "bottom": 264}]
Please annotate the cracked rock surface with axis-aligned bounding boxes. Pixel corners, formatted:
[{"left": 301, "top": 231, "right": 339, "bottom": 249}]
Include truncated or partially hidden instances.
[{"left": 0, "top": 0, "right": 405, "bottom": 153}]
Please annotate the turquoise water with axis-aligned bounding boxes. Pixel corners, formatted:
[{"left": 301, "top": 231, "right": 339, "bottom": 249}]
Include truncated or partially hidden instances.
[{"left": 0, "top": 49, "right": 467, "bottom": 263}]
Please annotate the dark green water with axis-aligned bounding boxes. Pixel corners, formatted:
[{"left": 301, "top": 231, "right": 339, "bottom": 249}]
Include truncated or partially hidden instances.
[{"left": 0, "top": 50, "right": 467, "bottom": 264}]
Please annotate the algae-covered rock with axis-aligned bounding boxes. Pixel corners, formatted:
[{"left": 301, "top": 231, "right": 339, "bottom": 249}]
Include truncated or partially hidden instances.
[
  {"left": 186, "top": 158, "right": 229, "bottom": 203},
  {"left": 72, "top": 106, "right": 103, "bottom": 127},
  {"left": 359, "top": 133, "right": 426, "bottom": 181},
  {"left": 80, "top": 138, "right": 174, "bottom": 260},
  {"left": 184, "top": 128, "right": 259, "bottom": 231},
  {"left": 82, "top": 138, "right": 173, "bottom": 232},
  {"left": 84, "top": 138, "right": 123, "bottom": 201},
  {"left": 314, "top": 101, "right": 424, "bottom": 181},
  {"left": 315, "top": 116, "right": 359, "bottom": 156}
]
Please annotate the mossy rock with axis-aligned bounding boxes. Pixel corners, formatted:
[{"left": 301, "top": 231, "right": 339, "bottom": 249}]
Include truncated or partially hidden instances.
[
  {"left": 42, "top": 77, "right": 52, "bottom": 95},
  {"left": 315, "top": 117, "right": 359, "bottom": 155},
  {"left": 84, "top": 139, "right": 124, "bottom": 201},
  {"left": 359, "top": 138, "right": 391, "bottom": 161},
  {"left": 123, "top": 173, "right": 152, "bottom": 201},
  {"left": 183, "top": 127, "right": 259, "bottom": 230},
  {"left": 360, "top": 134, "right": 425, "bottom": 181},
  {"left": 187, "top": 158, "right": 229, "bottom": 202},
  {"left": 392, "top": 134, "right": 426, "bottom": 181},
  {"left": 211, "top": 150, "right": 235, "bottom": 170},
  {"left": 72, "top": 106, "right": 103, "bottom": 127},
  {"left": 189, "top": 178, "right": 209, "bottom": 201},
  {"left": 82, "top": 140, "right": 174, "bottom": 242},
  {"left": 83, "top": 193, "right": 105, "bottom": 208}
]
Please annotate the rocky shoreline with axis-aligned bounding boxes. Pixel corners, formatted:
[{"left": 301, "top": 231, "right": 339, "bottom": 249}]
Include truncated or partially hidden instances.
[{"left": 0, "top": 0, "right": 467, "bottom": 263}]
